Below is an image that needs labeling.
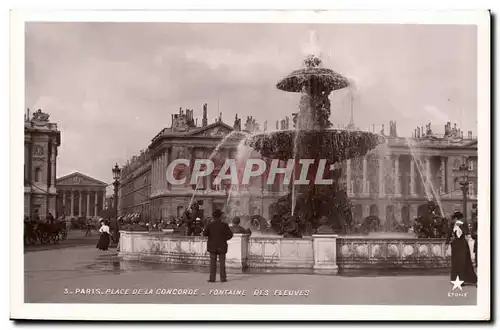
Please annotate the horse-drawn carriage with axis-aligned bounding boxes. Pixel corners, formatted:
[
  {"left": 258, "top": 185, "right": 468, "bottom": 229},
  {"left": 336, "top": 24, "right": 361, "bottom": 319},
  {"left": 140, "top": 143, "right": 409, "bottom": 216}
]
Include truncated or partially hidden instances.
[{"left": 24, "top": 220, "right": 68, "bottom": 245}]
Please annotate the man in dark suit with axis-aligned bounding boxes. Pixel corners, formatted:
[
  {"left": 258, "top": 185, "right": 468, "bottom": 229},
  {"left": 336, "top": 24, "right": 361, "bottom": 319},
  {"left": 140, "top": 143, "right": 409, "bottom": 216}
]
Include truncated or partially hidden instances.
[{"left": 203, "top": 209, "right": 233, "bottom": 283}]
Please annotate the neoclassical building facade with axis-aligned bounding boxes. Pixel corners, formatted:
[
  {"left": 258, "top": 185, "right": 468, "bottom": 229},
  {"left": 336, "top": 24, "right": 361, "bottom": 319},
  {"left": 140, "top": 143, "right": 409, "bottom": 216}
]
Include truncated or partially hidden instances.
[
  {"left": 24, "top": 109, "right": 61, "bottom": 220},
  {"left": 55, "top": 172, "right": 108, "bottom": 218},
  {"left": 118, "top": 105, "right": 478, "bottom": 227}
]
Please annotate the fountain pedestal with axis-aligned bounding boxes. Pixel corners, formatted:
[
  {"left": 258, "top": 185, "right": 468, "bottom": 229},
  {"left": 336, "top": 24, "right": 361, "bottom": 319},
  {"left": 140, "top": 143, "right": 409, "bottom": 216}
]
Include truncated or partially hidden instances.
[
  {"left": 312, "top": 234, "right": 339, "bottom": 275},
  {"left": 226, "top": 233, "right": 249, "bottom": 269}
]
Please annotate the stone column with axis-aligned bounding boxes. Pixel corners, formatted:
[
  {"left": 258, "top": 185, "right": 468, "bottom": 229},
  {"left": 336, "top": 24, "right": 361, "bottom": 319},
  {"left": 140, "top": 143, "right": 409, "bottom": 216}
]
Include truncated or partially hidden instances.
[
  {"left": 50, "top": 143, "right": 57, "bottom": 187},
  {"left": 94, "top": 191, "right": 98, "bottom": 217},
  {"left": 155, "top": 156, "right": 158, "bottom": 193},
  {"left": 163, "top": 151, "right": 168, "bottom": 191},
  {"left": 156, "top": 156, "right": 160, "bottom": 193},
  {"left": 312, "top": 234, "right": 339, "bottom": 275},
  {"left": 187, "top": 147, "right": 193, "bottom": 189},
  {"left": 156, "top": 154, "right": 160, "bottom": 193},
  {"left": 86, "top": 191, "right": 90, "bottom": 217},
  {"left": 158, "top": 155, "right": 162, "bottom": 191},
  {"left": 394, "top": 155, "right": 400, "bottom": 196},
  {"left": 168, "top": 148, "right": 172, "bottom": 191},
  {"left": 158, "top": 152, "right": 162, "bottom": 191},
  {"left": 410, "top": 159, "right": 416, "bottom": 196},
  {"left": 78, "top": 191, "right": 83, "bottom": 216},
  {"left": 205, "top": 149, "right": 212, "bottom": 191},
  {"left": 346, "top": 159, "right": 352, "bottom": 194},
  {"left": 378, "top": 157, "right": 385, "bottom": 197},
  {"left": 157, "top": 154, "right": 161, "bottom": 192},
  {"left": 62, "top": 191, "right": 66, "bottom": 208},
  {"left": 440, "top": 157, "right": 446, "bottom": 194},
  {"left": 102, "top": 191, "right": 106, "bottom": 211},
  {"left": 70, "top": 190, "right": 75, "bottom": 217},
  {"left": 151, "top": 158, "right": 156, "bottom": 194},
  {"left": 362, "top": 157, "right": 368, "bottom": 195},
  {"left": 156, "top": 155, "right": 160, "bottom": 193},
  {"left": 156, "top": 154, "right": 164, "bottom": 193},
  {"left": 159, "top": 152, "right": 164, "bottom": 192},
  {"left": 425, "top": 157, "right": 431, "bottom": 189}
]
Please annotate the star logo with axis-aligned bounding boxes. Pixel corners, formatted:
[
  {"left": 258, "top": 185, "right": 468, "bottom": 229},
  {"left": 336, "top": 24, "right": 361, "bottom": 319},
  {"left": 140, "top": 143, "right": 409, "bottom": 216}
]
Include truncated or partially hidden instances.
[{"left": 450, "top": 276, "right": 464, "bottom": 291}]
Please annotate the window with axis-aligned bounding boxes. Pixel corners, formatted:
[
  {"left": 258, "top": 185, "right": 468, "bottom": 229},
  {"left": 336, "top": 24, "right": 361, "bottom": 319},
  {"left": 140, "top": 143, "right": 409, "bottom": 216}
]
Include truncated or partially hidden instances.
[
  {"left": 468, "top": 159, "right": 474, "bottom": 171},
  {"left": 177, "top": 206, "right": 184, "bottom": 218},
  {"left": 34, "top": 167, "right": 42, "bottom": 182},
  {"left": 468, "top": 183, "right": 475, "bottom": 197}
]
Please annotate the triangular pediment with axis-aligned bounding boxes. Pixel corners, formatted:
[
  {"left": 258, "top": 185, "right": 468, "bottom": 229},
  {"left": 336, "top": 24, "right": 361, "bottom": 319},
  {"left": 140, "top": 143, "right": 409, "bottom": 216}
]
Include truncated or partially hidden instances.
[
  {"left": 188, "top": 122, "right": 234, "bottom": 138},
  {"left": 56, "top": 172, "right": 107, "bottom": 187}
]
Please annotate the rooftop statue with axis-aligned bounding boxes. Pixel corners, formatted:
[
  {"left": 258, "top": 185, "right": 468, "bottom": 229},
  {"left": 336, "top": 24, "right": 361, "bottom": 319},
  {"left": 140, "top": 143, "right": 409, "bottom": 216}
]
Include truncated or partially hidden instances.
[{"left": 32, "top": 109, "right": 50, "bottom": 122}]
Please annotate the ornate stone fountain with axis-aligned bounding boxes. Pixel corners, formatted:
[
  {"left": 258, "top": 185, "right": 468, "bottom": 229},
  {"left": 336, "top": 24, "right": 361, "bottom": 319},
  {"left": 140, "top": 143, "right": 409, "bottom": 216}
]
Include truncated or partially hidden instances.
[
  {"left": 119, "top": 54, "right": 455, "bottom": 273},
  {"left": 246, "top": 54, "right": 385, "bottom": 235}
]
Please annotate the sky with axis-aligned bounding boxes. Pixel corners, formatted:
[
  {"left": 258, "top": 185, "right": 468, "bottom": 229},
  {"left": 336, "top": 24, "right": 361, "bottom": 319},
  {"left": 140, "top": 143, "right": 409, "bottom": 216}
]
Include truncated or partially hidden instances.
[{"left": 25, "top": 22, "right": 478, "bottom": 188}]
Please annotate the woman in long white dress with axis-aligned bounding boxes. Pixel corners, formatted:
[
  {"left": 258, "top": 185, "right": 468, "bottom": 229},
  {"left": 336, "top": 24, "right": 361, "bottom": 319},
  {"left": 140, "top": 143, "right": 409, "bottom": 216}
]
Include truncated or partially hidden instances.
[
  {"left": 445, "top": 212, "right": 477, "bottom": 285},
  {"left": 96, "top": 219, "right": 111, "bottom": 251}
]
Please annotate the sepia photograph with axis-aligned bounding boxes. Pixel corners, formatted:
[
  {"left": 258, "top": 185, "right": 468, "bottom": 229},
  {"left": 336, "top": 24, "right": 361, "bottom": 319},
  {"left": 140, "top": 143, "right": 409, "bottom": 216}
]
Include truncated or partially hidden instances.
[{"left": 10, "top": 10, "right": 490, "bottom": 321}]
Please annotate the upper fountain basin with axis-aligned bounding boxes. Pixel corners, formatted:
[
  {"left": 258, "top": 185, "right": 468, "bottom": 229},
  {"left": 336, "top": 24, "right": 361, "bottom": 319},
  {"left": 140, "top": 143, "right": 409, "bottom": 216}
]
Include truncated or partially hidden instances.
[
  {"left": 245, "top": 129, "right": 386, "bottom": 162},
  {"left": 277, "top": 67, "right": 350, "bottom": 93}
]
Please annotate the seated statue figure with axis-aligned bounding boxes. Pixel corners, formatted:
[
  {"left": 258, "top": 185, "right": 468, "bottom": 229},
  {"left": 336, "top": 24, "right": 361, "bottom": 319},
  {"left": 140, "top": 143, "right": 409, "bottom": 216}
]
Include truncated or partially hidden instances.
[{"left": 279, "top": 215, "right": 302, "bottom": 238}]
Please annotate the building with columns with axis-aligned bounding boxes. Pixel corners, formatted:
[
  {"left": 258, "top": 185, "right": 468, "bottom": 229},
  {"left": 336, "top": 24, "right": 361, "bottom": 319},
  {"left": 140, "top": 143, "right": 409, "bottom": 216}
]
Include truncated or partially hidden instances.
[
  {"left": 118, "top": 104, "right": 478, "bottom": 229},
  {"left": 341, "top": 128, "right": 477, "bottom": 228},
  {"left": 55, "top": 172, "right": 108, "bottom": 219},
  {"left": 24, "top": 109, "right": 61, "bottom": 220}
]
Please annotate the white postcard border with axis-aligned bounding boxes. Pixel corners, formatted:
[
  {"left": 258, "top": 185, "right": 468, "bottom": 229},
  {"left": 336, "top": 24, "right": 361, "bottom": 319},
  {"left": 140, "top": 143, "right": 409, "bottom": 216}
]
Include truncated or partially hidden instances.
[{"left": 10, "top": 9, "right": 491, "bottom": 321}]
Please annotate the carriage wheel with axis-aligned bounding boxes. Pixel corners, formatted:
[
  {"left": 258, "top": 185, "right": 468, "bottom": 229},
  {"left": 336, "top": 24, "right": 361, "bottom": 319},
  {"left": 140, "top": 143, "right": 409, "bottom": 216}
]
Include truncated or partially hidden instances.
[
  {"left": 40, "top": 232, "right": 50, "bottom": 244},
  {"left": 28, "top": 235, "right": 36, "bottom": 244},
  {"left": 62, "top": 230, "right": 68, "bottom": 240}
]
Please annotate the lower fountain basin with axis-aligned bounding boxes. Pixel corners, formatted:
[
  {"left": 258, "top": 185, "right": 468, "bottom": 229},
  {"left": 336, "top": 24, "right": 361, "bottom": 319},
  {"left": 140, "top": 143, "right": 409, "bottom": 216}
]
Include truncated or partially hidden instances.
[
  {"left": 118, "top": 230, "right": 466, "bottom": 273},
  {"left": 245, "top": 129, "right": 385, "bottom": 161}
]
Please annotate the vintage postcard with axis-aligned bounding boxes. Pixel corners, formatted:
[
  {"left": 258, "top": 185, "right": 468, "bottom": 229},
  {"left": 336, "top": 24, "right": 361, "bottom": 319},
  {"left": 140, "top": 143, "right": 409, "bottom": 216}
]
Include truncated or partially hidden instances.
[{"left": 10, "top": 10, "right": 490, "bottom": 321}]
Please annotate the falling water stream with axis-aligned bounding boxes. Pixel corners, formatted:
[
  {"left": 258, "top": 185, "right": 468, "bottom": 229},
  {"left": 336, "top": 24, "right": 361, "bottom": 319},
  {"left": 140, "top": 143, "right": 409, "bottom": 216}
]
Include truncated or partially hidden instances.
[
  {"left": 291, "top": 129, "right": 300, "bottom": 216},
  {"left": 405, "top": 138, "right": 445, "bottom": 217},
  {"left": 225, "top": 137, "right": 253, "bottom": 212},
  {"left": 188, "top": 131, "right": 249, "bottom": 209}
]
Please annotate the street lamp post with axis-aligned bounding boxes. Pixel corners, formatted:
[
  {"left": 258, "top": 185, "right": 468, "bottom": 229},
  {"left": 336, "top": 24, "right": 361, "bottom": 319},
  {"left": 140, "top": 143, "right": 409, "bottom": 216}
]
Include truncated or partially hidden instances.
[
  {"left": 112, "top": 163, "right": 121, "bottom": 218},
  {"left": 457, "top": 162, "right": 470, "bottom": 224}
]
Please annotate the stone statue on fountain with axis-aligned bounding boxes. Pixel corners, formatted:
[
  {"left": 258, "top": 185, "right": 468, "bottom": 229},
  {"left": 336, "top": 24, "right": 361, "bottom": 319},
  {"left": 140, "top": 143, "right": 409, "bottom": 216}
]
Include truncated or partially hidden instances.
[
  {"left": 278, "top": 214, "right": 302, "bottom": 238},
  {"left": 291, "top": 113, "right": 298, "bottom": 128},
  {"left": 413, "top": 201, "right": 447, "bottom": 238}
]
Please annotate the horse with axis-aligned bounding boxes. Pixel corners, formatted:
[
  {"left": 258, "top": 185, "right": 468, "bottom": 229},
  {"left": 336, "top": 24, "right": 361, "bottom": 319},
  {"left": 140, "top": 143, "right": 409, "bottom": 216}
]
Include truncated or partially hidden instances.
[
  {"left": 24, "top": 221, "right": 37, "bottom": 244},
  {"left": 36, "top": 221, "right": 66, "bottom": 244}
]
